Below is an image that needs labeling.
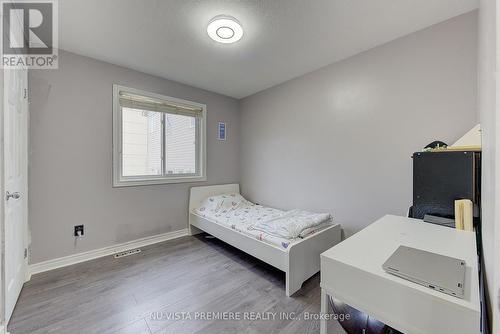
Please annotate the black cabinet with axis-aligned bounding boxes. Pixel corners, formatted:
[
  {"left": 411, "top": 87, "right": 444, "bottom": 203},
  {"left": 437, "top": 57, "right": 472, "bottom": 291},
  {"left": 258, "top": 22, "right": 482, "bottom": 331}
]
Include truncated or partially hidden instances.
[{"left": 411, "top": 151, "right": 481, "bottom": 220}]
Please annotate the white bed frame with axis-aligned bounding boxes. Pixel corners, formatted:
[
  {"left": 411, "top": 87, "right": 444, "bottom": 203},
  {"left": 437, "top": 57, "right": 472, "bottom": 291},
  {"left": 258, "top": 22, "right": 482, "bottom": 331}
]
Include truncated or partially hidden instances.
[{"left": 188, "top": 184, "right": 342, "bottom": 297}]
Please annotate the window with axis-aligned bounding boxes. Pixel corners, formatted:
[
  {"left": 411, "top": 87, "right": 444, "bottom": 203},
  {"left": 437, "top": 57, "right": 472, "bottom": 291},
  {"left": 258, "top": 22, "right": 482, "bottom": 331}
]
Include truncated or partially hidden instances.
[{"left": 113, "top": 85, "right": 206, "bottom": 186}]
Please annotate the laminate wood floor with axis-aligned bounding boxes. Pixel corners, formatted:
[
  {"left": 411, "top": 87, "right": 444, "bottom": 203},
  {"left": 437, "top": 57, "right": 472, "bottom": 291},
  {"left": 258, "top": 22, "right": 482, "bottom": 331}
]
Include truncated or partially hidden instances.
[{"left": 8, "top": 234, "right": 346, "bottom": 334}]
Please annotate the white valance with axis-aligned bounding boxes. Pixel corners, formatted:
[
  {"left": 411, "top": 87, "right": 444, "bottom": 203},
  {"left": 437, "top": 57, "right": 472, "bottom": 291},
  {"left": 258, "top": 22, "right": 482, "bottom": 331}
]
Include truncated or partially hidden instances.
[{"left": 119, "top": 92, "right": 203, "bottom": 118}]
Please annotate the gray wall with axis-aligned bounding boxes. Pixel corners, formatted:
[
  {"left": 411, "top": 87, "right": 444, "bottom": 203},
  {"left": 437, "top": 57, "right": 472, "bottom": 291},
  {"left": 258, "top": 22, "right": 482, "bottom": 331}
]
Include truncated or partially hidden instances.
[
  {"left": 240, "top": 12, "right": 478, "bottom": 237},
  {"left": 478, "top": 0, "right": 498, "bottom": 330},
  {"left": 29, "top": 12, "right": 479, "bottom": 264},
  {"left": 28, "top": 50, "right": 240, "bottom": 263}
]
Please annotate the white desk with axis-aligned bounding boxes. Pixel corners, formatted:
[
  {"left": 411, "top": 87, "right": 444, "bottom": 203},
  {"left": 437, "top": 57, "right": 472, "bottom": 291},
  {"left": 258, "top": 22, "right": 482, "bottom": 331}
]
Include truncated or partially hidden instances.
[{"left": 320, "top": 215, "right": 480, "bottom": 334}]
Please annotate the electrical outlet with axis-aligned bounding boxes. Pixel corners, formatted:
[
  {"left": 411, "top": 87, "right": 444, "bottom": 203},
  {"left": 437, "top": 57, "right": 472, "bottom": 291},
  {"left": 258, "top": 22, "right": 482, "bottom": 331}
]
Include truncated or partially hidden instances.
[{"left": 74, "top": 225, "right": 84, "bottom": 237}]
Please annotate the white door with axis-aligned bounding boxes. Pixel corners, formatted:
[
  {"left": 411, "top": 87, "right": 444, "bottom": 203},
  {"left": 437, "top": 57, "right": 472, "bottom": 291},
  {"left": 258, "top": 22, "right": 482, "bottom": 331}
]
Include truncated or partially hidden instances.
[{"left": 3, "top": 66, "right": 28, "bottom": 324}]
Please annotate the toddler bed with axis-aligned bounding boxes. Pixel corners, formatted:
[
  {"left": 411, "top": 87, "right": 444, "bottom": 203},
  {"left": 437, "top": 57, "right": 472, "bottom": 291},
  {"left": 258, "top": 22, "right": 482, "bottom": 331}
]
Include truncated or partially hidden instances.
[{"left": 189, "top": 184, "right": 341, "bottom": 296}]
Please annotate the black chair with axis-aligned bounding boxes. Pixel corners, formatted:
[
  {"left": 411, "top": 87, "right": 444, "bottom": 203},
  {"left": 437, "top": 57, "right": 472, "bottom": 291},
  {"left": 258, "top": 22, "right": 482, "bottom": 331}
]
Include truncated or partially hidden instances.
[{"left": 329, "top": 296, "right": 403, "bottom": 334}]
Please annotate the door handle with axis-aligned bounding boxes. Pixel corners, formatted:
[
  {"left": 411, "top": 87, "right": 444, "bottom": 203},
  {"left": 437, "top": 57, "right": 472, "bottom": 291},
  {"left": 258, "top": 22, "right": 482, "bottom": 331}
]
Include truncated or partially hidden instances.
[{"left": 5, "top": 191, "right": 21, "bottom": 201}]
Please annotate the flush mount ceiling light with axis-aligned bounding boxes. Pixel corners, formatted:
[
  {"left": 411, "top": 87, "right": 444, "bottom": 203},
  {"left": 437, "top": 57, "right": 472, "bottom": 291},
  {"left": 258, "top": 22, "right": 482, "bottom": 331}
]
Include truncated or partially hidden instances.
[{"left": 207, "top": 15, "right": 243, "bottom": 44}]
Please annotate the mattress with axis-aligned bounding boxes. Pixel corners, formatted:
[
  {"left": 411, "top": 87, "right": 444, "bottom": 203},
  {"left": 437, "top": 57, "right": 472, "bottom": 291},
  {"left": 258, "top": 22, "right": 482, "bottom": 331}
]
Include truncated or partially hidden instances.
[{"left": 192, "top": 193, "right": 332, "bottom": 250}]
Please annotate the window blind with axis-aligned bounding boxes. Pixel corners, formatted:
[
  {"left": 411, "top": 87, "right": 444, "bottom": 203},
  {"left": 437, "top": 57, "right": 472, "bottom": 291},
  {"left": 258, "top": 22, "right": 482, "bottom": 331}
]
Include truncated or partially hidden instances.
[{"left": 119, "top": 91, "right": 203, "bottom": 118}]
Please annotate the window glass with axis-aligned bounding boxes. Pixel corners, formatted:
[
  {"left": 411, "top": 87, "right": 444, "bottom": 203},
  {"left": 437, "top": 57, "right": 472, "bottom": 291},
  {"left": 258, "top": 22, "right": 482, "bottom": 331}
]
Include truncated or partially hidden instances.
[
  {"left": 121, "top": 108, "right": 162, "bottom": 176},
  {"left": 165, "top": 114, "right": 196, "bottom": 175}
]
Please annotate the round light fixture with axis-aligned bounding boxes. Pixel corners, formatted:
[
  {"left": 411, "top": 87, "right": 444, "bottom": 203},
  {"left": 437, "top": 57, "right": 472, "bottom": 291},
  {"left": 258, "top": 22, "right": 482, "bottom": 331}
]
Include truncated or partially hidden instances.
[{"left": 207, "top": 16, "right": 243, "bottom": 44}]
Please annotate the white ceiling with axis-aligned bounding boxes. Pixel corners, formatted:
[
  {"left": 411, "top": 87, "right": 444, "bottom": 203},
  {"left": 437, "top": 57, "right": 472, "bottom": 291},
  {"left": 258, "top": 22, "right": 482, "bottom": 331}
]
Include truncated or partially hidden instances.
[{"left": 59, "top": 0, "right": 478, "bottom": 99}]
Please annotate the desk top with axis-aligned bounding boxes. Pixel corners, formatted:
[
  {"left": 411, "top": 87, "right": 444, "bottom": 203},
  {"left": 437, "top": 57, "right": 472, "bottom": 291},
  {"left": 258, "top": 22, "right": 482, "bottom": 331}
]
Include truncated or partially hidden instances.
[{"left": 321, "top": 215, "right": 480, "bottom": 312}]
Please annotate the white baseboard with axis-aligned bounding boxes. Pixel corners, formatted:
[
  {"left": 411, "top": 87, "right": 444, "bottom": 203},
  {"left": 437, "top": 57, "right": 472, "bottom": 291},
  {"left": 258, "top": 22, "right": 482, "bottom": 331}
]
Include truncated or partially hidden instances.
[{"left": 29, "top": 228, "right": 188, "bottom": 276}]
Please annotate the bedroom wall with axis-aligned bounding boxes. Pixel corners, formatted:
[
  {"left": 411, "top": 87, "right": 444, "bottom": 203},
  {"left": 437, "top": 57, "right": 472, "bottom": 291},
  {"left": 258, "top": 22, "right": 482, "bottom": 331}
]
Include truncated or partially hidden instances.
[
  {"left": 240, "top": 11, "right": 478, "bottom": 237},
  {"left": 478, "top": 0, "right": 499, "bottom": 331},
  {"left": 28, "top": 50, "right": 240, "bottom": 264}
]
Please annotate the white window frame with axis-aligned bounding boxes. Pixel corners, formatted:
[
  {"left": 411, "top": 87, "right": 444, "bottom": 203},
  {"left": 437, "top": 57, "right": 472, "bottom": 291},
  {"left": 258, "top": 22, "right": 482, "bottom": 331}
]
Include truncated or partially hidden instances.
[{"left": 112, "top": 84, "right": 207, "bottom": 187}]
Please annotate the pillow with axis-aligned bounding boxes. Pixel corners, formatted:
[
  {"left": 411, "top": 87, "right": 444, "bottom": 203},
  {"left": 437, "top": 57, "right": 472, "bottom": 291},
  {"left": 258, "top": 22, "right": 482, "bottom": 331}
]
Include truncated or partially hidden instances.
[{"left": 195, "top": 193, "right": 247, "bottom": 215}]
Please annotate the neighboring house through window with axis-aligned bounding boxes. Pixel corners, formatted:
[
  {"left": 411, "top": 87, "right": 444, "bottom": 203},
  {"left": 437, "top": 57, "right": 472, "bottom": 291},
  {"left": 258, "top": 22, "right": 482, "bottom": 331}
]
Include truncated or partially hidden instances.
[{"left": 113, "top": 85, "right": 206, "bottom": 186}]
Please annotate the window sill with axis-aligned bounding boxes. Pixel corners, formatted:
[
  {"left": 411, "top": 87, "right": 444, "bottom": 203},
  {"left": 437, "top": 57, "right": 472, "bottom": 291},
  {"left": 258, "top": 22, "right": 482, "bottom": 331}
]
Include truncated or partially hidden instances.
[{"left": 113, "top": 175, "right": 207, "bottom": 187}]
